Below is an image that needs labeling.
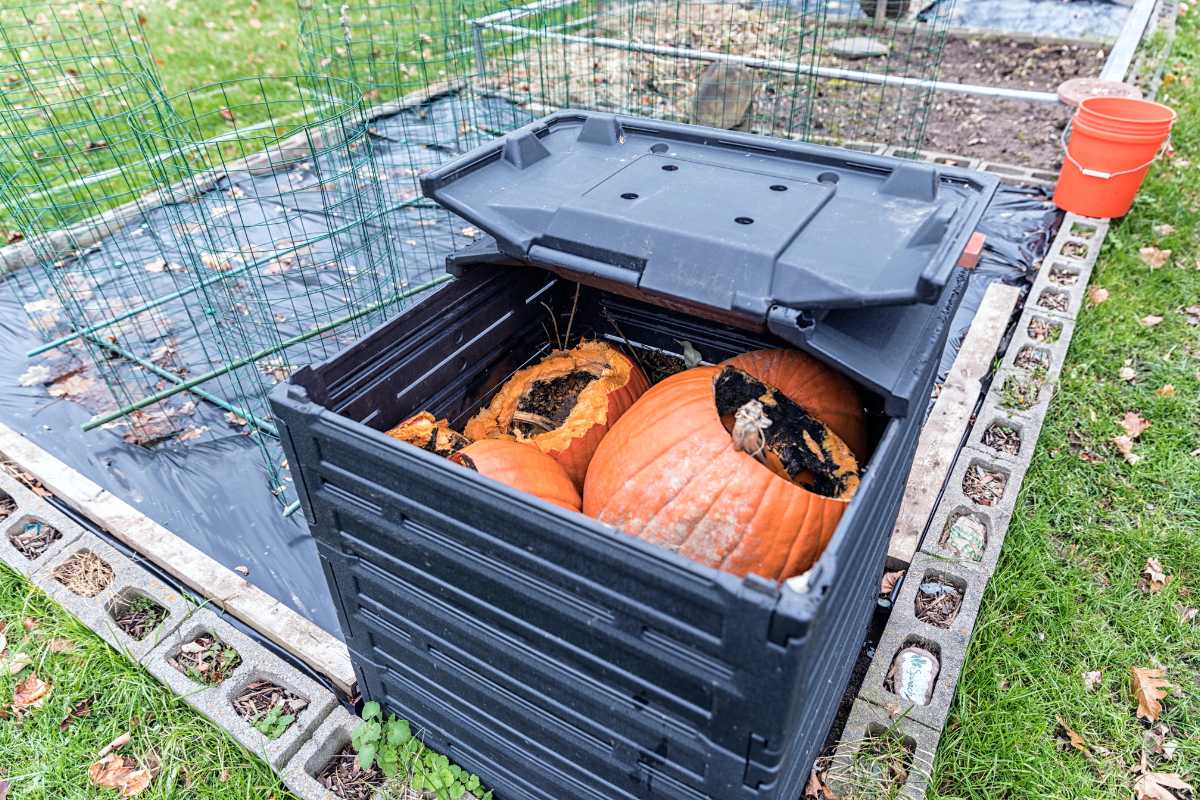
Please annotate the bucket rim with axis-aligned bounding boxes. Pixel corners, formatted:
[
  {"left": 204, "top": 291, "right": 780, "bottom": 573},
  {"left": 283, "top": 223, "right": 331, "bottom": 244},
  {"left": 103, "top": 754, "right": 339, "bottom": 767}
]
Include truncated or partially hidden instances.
[
  {"left": 1077, "top": 96, "right": 1177, "bottom": 128},
  {"left": 1071, "top": 116, "right": 1174, "bottom": 143}
]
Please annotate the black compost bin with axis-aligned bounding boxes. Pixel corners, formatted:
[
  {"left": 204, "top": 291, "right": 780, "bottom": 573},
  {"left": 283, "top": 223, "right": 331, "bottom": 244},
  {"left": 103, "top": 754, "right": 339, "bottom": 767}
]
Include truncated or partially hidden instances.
[{"left": 271, "top": 112, "right": 998, "bottom": 800}]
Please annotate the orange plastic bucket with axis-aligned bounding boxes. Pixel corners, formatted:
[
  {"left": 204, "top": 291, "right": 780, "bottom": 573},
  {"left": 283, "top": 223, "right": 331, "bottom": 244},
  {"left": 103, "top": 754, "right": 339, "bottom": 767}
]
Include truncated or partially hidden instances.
[{"left": 1054, "top": 97, "right": 1176, "bottom": 218}]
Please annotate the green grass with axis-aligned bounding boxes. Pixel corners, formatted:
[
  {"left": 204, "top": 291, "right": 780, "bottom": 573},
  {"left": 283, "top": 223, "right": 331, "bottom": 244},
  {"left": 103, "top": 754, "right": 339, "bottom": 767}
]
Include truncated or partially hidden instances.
[
  {"left": 930, "top": 12, "right": 1200, "bottom": 800},
  {"left": 0, "top": 564, "right": 296, "bottom": 799}
]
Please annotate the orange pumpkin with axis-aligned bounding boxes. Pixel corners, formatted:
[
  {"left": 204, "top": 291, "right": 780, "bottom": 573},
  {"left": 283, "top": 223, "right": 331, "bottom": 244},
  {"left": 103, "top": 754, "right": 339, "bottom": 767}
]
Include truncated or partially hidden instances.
[
  {"left": 464, "top": 341, "right": 650, "bottom": 489},
  {"left": 583, "top": 359, "right": 862, "bottom": 581},
  {"left": 451, "top": 439, "right": 582, "bottom": 512},
  {"left": 722, "top": 349, "right": 868, "bottom": 459}
]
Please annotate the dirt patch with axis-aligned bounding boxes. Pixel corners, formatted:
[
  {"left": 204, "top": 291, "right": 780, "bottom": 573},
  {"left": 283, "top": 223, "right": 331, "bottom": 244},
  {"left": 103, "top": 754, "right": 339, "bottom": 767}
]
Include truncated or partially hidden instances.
[
  {"left": 233, "top": 680, "right": 309, "bottom": 739},
  {"left": 7, "top": 518, "right": 63, "bottom": 560},
  {"left": 512, "top": 370, "right": 596, "bottom": 436},
  {"left": 319, "top": 746, "right": 384, "bottom": 800},
  {"left": 981, "top": 422, "right": 1021, "bottom": 455},
  {"left": 108, "top": 593, "right": 170, "bottom": 641},
  {"left": 915, "top": 578, "right": 965, "bottom": 628},
  {"left": 51, "top": 550, "right": 115, "bottom": 596},
  {"left": 169, "top": 633, "right": 242, "bottom": 685}
]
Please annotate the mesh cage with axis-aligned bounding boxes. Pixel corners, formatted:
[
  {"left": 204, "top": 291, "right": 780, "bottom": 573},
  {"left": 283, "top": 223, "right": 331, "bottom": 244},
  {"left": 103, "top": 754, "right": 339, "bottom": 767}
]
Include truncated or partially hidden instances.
[{"left": 469, "top": 0, "right": 956, "bottom": 151}]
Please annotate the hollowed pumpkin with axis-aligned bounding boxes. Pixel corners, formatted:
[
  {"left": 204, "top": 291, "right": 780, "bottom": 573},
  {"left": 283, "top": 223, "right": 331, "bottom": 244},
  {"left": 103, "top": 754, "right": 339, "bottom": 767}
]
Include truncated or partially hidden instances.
[
  {"left": 451, "top": 439, "right": 582, "bottom": 512},
  {"left": 464, "top": 341, "right": 650, "bottom": 489},
  {"left": 583, "top": 361, "right": 862, "bottom": 581}
]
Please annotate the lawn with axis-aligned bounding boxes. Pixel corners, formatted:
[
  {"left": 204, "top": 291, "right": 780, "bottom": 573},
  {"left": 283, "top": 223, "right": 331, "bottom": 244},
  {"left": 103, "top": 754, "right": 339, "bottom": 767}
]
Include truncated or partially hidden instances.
[
  {"left": 0, "top": 564, "right": 295, "bottom": 799},
  {"left": 930, "top": 10, "right": 1200, "bottom": 800}
]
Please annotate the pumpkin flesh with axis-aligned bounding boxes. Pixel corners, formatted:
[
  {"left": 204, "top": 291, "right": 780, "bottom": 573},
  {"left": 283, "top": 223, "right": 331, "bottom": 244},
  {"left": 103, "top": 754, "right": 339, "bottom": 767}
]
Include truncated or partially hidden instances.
[
  {"left": 584, "top": 364, "right": 860, "bottom": 581},
  {"left": 465, "top": 341, "right": 650, "bottom": 489},
  {"left": 385, "top": 411, "right": 469, "bottom": 457}
]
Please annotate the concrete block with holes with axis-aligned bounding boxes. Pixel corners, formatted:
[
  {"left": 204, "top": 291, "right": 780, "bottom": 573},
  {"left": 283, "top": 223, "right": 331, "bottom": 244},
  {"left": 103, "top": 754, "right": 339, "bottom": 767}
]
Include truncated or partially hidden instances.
[
  {"left": 989, "top": 365, "right": 1056, "bottom": 428},
  {"left": 857, "top": 590, "right": 970, "bottom": 732},
  {"left": 144, "top": 608, "right": 333, "bottom": 770},
  {"left": 38, "top": 534, "right": 192, "bottom": 661},
  {"left": 826, "top": 699, "right": 941, "bottom": 800},
  {"left": 967, "top": 396, "right": 1042, "bottom": 469},
  {"left": 1003, "top": 312, "right": 1077, "bottom": 388},
  {"left": 918, "top": 444, "right": 1025, "bottom": 579},
  {"left": 281, "top": 705, "right": 362, "bottom": 800},
  {"left": 0, "top": 474, "right": 85, "bottom": 579}
]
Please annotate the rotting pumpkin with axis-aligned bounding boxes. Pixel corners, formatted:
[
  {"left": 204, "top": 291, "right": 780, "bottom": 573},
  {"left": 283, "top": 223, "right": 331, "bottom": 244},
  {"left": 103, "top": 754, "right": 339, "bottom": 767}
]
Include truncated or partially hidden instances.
[
  {"left": 385, "top": 411, "right": 470, "bottom": 457},
  {"left": 451, "top": 439, "right": 582, "bottom": 512},
  {"left": 583, "top": 353, "right": 864, "bottom": 581},
  {"left": 465, "top": 340, "right": 650, "bottom": 489}
]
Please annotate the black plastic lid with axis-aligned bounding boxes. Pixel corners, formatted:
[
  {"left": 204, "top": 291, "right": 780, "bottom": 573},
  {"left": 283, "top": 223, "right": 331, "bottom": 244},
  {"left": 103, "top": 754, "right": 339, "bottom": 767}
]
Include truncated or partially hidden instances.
[{"left": 422, "top": 111, "right": 998, "bottom": 325}]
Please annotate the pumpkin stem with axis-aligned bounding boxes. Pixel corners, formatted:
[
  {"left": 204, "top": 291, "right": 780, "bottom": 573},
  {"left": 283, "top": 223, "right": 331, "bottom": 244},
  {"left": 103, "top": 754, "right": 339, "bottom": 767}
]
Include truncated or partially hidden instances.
[{"left": 731, "top": 399, "right": 772, "bottom": 463}]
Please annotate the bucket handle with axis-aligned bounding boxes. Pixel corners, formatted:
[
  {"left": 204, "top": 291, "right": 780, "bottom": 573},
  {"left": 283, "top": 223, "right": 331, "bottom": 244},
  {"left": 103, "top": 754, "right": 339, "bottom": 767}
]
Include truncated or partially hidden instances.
[{"left": 1061, "top": 121, "right": 1172, "bottom": 180}]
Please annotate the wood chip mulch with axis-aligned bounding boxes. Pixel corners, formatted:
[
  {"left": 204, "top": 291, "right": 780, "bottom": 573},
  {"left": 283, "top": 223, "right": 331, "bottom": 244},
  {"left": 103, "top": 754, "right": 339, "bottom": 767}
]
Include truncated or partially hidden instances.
[
  {"left": 318, "top": 746, "right": 384, "bottom": 800},
  {"left": 914, "top": 579, "right": 965, "bottom": 628},
  {"left": 8, "top": 518, "right": 64, "bottom": 561},
  {"left": 110, "top": 596, "right": 170, "bottom": 641},
  {"left": 1027, "top": 317, "right": 1062, "bottom": 343},
  {"left": 233, "top": 679, "right": 308, "bottom": 729},
  {"left": 962, "top": 464, "right": 1007, "bottom": 507},
  {"left": 981, "top": 423, "right": 1021, "bottom": 456}
]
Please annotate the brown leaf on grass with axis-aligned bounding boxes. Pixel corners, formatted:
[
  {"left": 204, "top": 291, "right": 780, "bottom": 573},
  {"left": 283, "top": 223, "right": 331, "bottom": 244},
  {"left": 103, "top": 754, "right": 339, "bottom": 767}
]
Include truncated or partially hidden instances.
[
  {"left": 0, "top": 778, "right": 8, "bottom": 800},
  {"left": 1122, "top": 412, "right": 1152, "bottom": 439},
  {"left": 1134, "top": 771, "right": 1193, "bottom": 800},
  {"left": 12, "top": 674, "right": 51, "bottom": 710},
  {"left": 1182, "top": 305, "right": 1200, "bottom": 326},
  {"left": 1156, "top": 384, "right": 1176, "bottom": 397},
  {"left": 1113, "top": 435, "right": 1142, "bottom": 465},
  {"left": 47, "top": 638, "right": 76, "bottom": 654},
  {"left": 1144, "top": 723, "right": 1178, "bottom": 761},
  {"left": 22, "top": 618, "right": 38, "bottom": 633},
  {"left": 1141, "top": 558, "right": 1170, "bottom": 593},
  {"left": 1152, "top": 223, "right": 1176, "bottom": 236},
  {"left": 1139, "top": 247, "right": 1172, "bottom": 269},
  {"left": 1083, "top": 670, "right": 1103, "bottom": 692},
  {"left": 1176, "top": 604, "right": 1198, "bottom": 625},
  {"left": 2, "top": 651, "right": 31, "bottom": 676},
  {"left": 1089, "top": 286, "right": 1110, "bottom": 305},
  {"left": 1131, "top": 667, "right": 1173, "bottom": 722},
  {"left": 97, "top": 732, "right": 132, "bottom": 759},
  {"left": 60, "top": 696, "right": 95, "bottom": 731},
  {"left": 219, "top": 107, "right": 236, "bottom": 124},
  {"left": 1119, "top": 366, "right": 1138, "bottom": 382},
  {"left": 1141, "top": 314, "right": 1165, "bottom": 327},
  {"left": 0, "top": 630, "right": 5, "bottom": 655},
  {"left": 880, "top": 570, "right": 905, "bottom": 595},
  {"left": 1055, "top": 715, "right": 1093, "bottom": 760}
]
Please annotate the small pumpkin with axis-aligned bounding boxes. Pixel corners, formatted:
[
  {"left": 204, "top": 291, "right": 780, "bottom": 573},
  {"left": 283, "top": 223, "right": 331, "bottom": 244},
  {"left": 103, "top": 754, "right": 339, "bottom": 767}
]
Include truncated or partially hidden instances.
[
  {"left": 385, "top": 411, "right": 469, "bottom": 457},
  {"left": 583, "top": 358, "right": 862, "bottom": 581},
  {"left": 451, "top": 439, "right": 582, "bottom": 512},
  {"left": 464, "top": 340, "right": 650, "bottom": 489}
]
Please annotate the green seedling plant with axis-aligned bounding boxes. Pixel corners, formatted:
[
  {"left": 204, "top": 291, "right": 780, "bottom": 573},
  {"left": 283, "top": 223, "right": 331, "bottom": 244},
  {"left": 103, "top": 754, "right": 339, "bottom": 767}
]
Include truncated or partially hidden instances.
[
  {"left": 353, "top": 702, "right": 492, "bottom": 800},
  {"left": 252, "top": 702, "right": 296, "bottom": 740}
]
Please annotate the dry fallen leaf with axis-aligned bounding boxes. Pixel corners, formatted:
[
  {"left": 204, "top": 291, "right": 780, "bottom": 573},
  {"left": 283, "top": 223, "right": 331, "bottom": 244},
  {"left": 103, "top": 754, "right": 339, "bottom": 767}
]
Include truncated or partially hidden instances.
[
  {"left": 1056, "top": 715, "right": 1093, "bottom": 760},
  {"left": 2, "top": 651, "right": 32, "bottom": 676},
  {"left": 1144, "top": 722, "right": 1178, "bottom": 762},
  {"left": 804, "top": 768, "right": 829, "bottom": 799},
  {"left": 1139, "top": 247, "right": 1172, "bottom": 269},
  {"left": 1156, "top": 384, "right": 1176, "bottom": 397},
  {"left": 1083, "top": 670, "right": 1103, "bottom": 692},
  {"left": 11, "top": 674, "right": 52, "bottom": 710},
  {"left": 1182, "top": 305, "right": 1200, "bottom": 326},
  {"left": 98, "top": 732, "right": 132, "bottom": 759},
  {"left": 880, "top": 570, "right": 904, "bottom": 595},
  {"left": 1131, "top": 667, "right": 1173, "bottom": 722},
  {"left": 1152, "top": 223, "right": 1176, "bottom": 236},
  {"left": 1119, "top": 366, "right": 1138, "bottom": 382},
  {"left": 1134, "top": 770, "right": 1193, "bottom": 800},
  {"left": 1141, "top": 558, "right": 1170, "bottom": 593},
  {"left": 47, "top": 638, "right": 76, "bottom": 654},
  {"left": 1089, "top": 286, "right": 1110, "bottom": 305},
  {"left": 60, "top": 696, "right": 95, "bottom": 731},
  {"left": 1112, "top": 435, "right": 1141, "bottom": 465},
  {"left": 1176, "top": 604, "right": 1198, "bottom": 625},
  {"left": 219, "top": 107, "right": 236, "bottom": 123},
  {"left": 1121, "top": 412, "right": 1152, "bottom": 439},
  {"left": 18, "top": 364, "right": 50, "bottom": 387},
  {"left": 1141, "top": 314, "right": 1165, "bottom": 327},
  {"left": 0, "top": 778, "right": 8, "bottom": 800}
]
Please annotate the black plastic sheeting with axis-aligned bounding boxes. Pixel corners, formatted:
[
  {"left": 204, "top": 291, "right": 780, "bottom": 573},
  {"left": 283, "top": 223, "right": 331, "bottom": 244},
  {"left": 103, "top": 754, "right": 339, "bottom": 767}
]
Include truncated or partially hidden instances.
[
  {"left": 920, "top": 0, "right": 1130, "bottom": 40},
  {"left": 0, "top": 96, "right": 1060, "bottom": 639}
]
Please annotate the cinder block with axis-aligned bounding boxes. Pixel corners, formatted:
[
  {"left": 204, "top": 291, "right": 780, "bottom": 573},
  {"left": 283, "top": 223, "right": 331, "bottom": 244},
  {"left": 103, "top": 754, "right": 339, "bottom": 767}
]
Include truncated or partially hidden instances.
[
  {"left": 1060, "top": 213, "right": 1109, "bottom": 245},
  {"left": 967, "top": 397, "right": 1041, "bottom": 469},
  {"left": 858, "top": 594, "right": 968, "bottom": 732},
  {"left": 889, "top": 552, "right": 987, "bottom": 645},
  {"left": 38, "top": 535, "right": 192, "bottom": 660},
  {"left": 1002, "top": 312, "right": 1076, "bottom": 387},
  {"left": 282, "top": 705, "right": 365, "bottom": 800},
  {"left": 989, "top": 365, "right": 1055, "bottom": 425},
  {"left": 947, "top": 444, "right": 1027, "bottom": 523},
  {"left": 220, "top": 661, "right": 339, "bottom": 769},
  {"left": 827, "top": 699, "right": 941, "bottom": 800},
  {"left": 0, "top": 479, "right": 85, "bottom": 578},
  {"left": 147, "top": 608, "right": 332, "bottom": 769}
]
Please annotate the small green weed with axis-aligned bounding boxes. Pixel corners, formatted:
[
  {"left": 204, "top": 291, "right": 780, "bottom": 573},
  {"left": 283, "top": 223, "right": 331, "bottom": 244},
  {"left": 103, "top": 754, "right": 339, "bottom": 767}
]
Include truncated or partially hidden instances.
[
  {"left": 252, "top": 703, "right": 297, "bottom": 740},
  {"left": 352, "top": 702, "right": 492, "bottom": 800}
]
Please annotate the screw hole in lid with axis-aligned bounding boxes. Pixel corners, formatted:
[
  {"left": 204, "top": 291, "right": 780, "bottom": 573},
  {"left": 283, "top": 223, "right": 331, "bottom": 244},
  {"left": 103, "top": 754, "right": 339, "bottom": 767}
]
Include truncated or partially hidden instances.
[
  {"left": 735, "top": 216, "right": 754, "bottom": 225},
  {"left": 662, "top": 164, "right": 678, "bottom": 171},
  {"left": 817, "top": 172, "right": 839, "bottom": 185},
  {"left": 770, "top": 184, "right": 788, "bottom": 191},
  {"left": 650, "top": 143, "right": 669, "bottom": 153},
  {"left": 621, "top": 192, "right": 639, "bottom": 200}
]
